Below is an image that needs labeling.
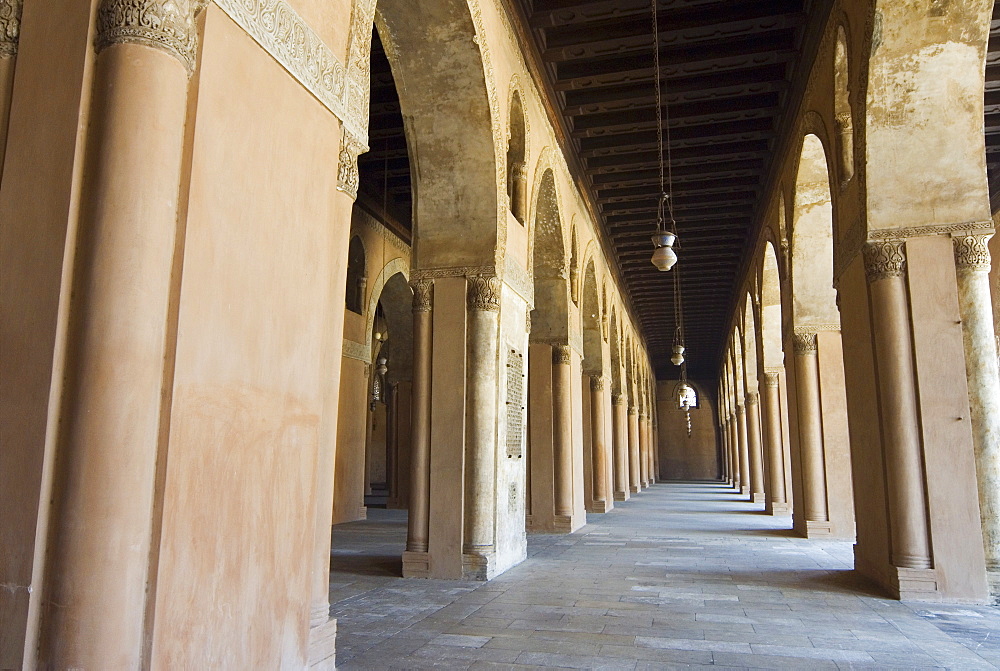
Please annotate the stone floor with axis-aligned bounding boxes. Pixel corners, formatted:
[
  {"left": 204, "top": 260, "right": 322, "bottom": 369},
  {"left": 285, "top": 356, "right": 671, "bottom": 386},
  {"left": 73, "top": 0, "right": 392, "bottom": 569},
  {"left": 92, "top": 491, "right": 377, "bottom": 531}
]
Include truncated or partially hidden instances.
[{"left": 329, "top": 482, "right": 1000, "bottom": 670}]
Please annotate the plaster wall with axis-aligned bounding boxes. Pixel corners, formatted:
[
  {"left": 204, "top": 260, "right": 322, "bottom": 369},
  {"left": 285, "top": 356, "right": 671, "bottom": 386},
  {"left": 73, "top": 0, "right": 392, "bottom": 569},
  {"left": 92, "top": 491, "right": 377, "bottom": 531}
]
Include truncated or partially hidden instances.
[
  {"left": 149, "top": 8, "right": 348, "bottom": 666},
  {"left": 333, "top": 356, "right": 368, "bottom": 523},
  {"left": 656, "top": 380, "right": 719, "bottom": 481}
]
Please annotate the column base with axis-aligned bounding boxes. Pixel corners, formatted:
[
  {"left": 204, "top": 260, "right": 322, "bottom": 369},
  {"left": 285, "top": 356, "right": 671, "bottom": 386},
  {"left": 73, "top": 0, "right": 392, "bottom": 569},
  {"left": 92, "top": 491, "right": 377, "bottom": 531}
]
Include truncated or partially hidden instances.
[
  {"left": 795, "top": 519, "right": 832, "bottom": 538},
  {"left": 987, "top": 570, "right": 1000, "bottom": 605},
  {"left": 402, "top": 550, "right": 430, "bottom": 578},
  {"left": 462, "top": 550, "right": 499, "bottom": 581},
  {"left": 588, "top": 499, "right": 612, "bottom": 513},
  {"left": 740, "top": 485, "right": 750, "bottom": 496},
  {"left": 357, "top": 506, "right": 367, "bottom": 520},
  {"left": 765, "top": 502, "right": 791, "bottom": 516},
  {"left": 890, "top": 567, "right": 941, "bottom": 602},
  {"left": 751, "top": 492, "right": 766, "bottom": 504},
  {"left": 629, "top": 485, "right": 640, "bottom": 494},
  {"left": 613, "top": 490, "right": 629, "bottom": 502},
  {"left": 307, "top": 617, "right": 337, "bottom": 670}
]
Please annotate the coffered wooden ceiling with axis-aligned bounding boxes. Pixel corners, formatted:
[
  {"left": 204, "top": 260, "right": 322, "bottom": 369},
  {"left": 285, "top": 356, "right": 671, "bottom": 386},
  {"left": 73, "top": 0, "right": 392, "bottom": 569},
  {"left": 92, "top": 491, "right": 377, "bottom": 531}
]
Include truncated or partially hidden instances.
[{"left": 511, "top": 0, "right": 833, "bottom": 379}]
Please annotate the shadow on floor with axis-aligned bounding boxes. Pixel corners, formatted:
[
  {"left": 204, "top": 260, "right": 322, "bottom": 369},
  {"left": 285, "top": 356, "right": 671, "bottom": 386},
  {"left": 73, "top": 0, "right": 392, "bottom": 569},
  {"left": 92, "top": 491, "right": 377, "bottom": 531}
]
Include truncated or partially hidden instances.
[{"left": 330, "top": 553, "right": 403, "bottom": 578}]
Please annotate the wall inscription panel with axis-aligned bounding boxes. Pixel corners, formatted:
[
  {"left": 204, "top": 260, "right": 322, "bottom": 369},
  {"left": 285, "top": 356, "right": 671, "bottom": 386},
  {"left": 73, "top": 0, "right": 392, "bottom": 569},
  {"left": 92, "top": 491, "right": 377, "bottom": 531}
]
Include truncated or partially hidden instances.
[{"left": 506, "top": 347, "right": 525, "bottom": 458}]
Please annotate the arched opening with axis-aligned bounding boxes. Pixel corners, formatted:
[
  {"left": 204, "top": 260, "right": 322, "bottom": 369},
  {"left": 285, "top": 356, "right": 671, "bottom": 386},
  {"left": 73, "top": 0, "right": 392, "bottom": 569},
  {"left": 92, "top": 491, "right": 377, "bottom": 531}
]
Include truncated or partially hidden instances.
[
  {"left": 834, "top": 26, "right": 854, "bottom": 185},
  {"left": 581, "top": 259, "right": 608, "bottom": 512},
  {"left": 743, "top": 295, "right": 765, "bottom": 504},
  {"left": 569, "top": 224, "right": 580, "bottom": 305},
  {"left": 346, "top": 236, "right": 367, "bottom": 314},
  {"left": 760, "top": 242, "right": 783, "bottom": 371},
  {"left": 609, "top": 308, "right": 628, "bottom": 502},
  {"left": 787, "top": 132, "right": 854, "bottom": 539},
  {"left": 507, "top": 91, "right": 527, "bottom": 224},
  {"left": 527, "top": 168, "right": 580, "bottom": 532}
]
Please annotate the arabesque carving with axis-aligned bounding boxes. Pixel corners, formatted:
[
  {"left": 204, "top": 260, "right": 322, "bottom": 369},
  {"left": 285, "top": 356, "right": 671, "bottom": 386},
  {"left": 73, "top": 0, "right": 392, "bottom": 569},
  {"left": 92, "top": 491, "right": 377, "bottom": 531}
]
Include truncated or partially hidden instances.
[
  {"left": 95, "top": 0, "right": 205, "bottom": 73},
  {"left": 792, "top": 332, "right": 818, "bottom": 355},
  {"left": 411, "top": 279, "right": 432, "bottom": 313},
  {"left": 0, "top": 0, "right": 22, "bottom": 57},
  {"left": 467, "top": 274, "right": 501, "bottom": 312},
  {"left": 337, "top": 128, "right": 368, "bottom": 199},
  {"left": 863, "top": 240, "right": 906, "bottom": 283},
  {"left": 953, "top": 233, "right": 993, "bottom": 272}
]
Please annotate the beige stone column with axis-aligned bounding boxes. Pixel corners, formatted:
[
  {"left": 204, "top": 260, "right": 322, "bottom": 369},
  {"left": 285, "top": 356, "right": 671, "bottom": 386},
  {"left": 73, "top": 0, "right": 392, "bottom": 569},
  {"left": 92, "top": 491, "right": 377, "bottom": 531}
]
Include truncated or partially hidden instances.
[
  {"left": 953, "top": 233, "right": 1000, "bottom": 594},
  {"left": 646, "top": 415, "right": 656, "bottom": 484},
  {"left": 792, "top": 332, "right": 830, "bottom": 533},
  {"left": 611, "top": 392, "right": 629, "bottom": 501},
  {"left": 405, "top": 280, "right": 432, "bottom": 558},
  {"left": 589, "top": 376, "right": 610, "bottom": 512},
  {"left": 627, "top": 404, "right": 640, "bottom": 493},
  {"left": 728, "top": 415, "right": 740, "bottom": 490},
  {"left": 638, "top": 413, "right": 650, "bottom": 488},
  {"left": 552, "top": 345, "right": 575, "bottom": 520},
  {"left": 463, "top": 275, "right": 500, "bottom": 571},
  {"left": 0, "top": 0, "right": 21, "bottom": 181},
  {"left": 735, "top": 405, "right": 750, "bottom": 497},
  {"left": 863, "top": 241, "right": 931, "bottom": 569},
  {"left": 37, "top": 2, "right": 199, "bottom": 666},
  {"left": 721, "top": 417, "right": 731, "bottom": 485},
  {"left": 762, "top": 372, "right": 789, "bottom": 514},
  {"left": 745, "top": 393, "right": 766, "bottom": 504}
]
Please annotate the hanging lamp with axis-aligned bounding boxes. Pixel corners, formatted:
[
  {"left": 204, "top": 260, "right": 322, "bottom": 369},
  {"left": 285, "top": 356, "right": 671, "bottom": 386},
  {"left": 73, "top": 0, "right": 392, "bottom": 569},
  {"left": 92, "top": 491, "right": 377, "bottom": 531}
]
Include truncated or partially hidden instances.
[{"left": 649, "top": 0, "right": 678, "bottom": 272}]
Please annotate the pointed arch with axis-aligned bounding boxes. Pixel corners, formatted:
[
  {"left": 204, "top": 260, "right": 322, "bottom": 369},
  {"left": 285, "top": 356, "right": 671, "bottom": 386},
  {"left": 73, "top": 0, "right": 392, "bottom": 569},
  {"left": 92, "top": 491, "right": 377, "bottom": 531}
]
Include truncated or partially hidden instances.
[{"left": 791, "top": 133, "right": 838, "bottom": 329}]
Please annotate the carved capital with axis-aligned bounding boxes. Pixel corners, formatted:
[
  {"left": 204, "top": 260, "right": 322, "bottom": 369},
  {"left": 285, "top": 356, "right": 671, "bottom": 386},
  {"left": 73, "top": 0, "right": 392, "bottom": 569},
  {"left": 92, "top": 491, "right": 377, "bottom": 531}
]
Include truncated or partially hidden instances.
[
  {"left": 0, "top": 0, "right": 22, "bottom": 58},
  {"left": 953, "top": 233, "right": 992, "bottom": 272},
  {"left": 735, "top": 404, "right": 745, "bottom": 416},
  {"left": 552, "top": 345, "right": 572, "bottom": 366},
  {"left": 792, "top": 332, "right": 817, "bottom": 355},
  {"left": 763, "top": 372, "right": 780, "bottom": 388},
  {"left": 590, "top": 375, "right": 605, "bottom": 392},
  {"left": 467, "top": 274, "right": 501, "bottom": 312},
  {"left": 410, "top": 279, "right": 432, "bottom": 313},
  {"left": 612, "top": 392, "right": 625, "bottom": 406},
  {"left": 745, "top": 392, "right": 759, "bottom": 406},
  {"left": 95, "top": 0, "right": 206, "bottom": 73},
  {"left": 862, "top": 240, "right": 906, "bottom": 283},
  {"left": 628, "top": 405, "right": 638, "bottom": 416},
  {"left": 336, "top": 128, "right": 367, "bottom": 199}
]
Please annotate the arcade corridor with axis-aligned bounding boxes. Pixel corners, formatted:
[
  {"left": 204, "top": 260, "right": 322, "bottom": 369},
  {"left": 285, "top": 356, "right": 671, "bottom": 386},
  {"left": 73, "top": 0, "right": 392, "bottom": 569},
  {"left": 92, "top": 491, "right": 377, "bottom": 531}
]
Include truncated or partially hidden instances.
[{"left": 330, "top": 483, "right": 1000, "bottom": 669}]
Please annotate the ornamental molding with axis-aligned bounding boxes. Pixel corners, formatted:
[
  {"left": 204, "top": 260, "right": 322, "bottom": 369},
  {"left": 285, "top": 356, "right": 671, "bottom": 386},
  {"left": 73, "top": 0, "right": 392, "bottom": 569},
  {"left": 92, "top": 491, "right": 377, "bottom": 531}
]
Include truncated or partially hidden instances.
[
  {"left": 0, "top": 0, "right": 22, "bottom": 58},
  {"left": 411, "top": 279, "right": 432, "bottom": 313},
  {"left": 354, "top": 207, "right": 410, "bottom": 257},
  {"left": 411, "top": 265, "right": 495, "bottom": 281},
  {"left": 502, "top": 255, "right": 533, "bottom": 307},
  {"left": 953, "top": 233, "right": 993, "bottom": 272},
  {"left": 337, "top": 127, "right": 368, "bottom": 199},
  {"left": 525, "top": 306, "right": 531, "bottom": 334},
  {"left": 467, "top": 274, "right": 501, "bottom": 312},
  {"left": 96, "top": 0, "right": 206, "bottom": 73},
  {"left": 213, "top": 0, "right": 363, "bottom": 138},
  {"left": 792, "top": 332, "right": 818, "bottom": 355},
  {"left": 793, "top": 323, "right": 839, "bottom": 334},
  {"left": 863, "top": 239, "right": 906, "bottom": 283},
  {"left": 837, "top": 220, "right": 994, "bottom": 280},
  {"left": 552, "top": 345, "right": 572, "bottom": 366},
  {"left": 342, "top": 338, "right": 370, "bottom": 363}
]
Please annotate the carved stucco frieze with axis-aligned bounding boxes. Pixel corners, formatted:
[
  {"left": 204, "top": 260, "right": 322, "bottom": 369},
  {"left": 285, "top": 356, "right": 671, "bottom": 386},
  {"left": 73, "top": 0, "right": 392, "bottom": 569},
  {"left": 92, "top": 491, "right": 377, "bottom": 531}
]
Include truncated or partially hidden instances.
[
  {"left": 336, "top": 127, "right": 368, "bottom": 199},
  {"left": 792, "top": 332, "right": 818, "bottom": 355},
  {"left": 862, "top": 239, "right": 906, "bottom": 283},
  {"left": 95, "top": 0, "right": 206, "bottom": 73},
  {"left": 953, "top": 233, "right": 993, "bottom": 272},
  {"left": 0, "top": 0, "right": 21, "bottom": 58},
  {"left": 467, "top": 274, "right": 501, "bottom": 312},
  {"left": 411, "top": 279, "right": 432, "bottom": 313}
]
